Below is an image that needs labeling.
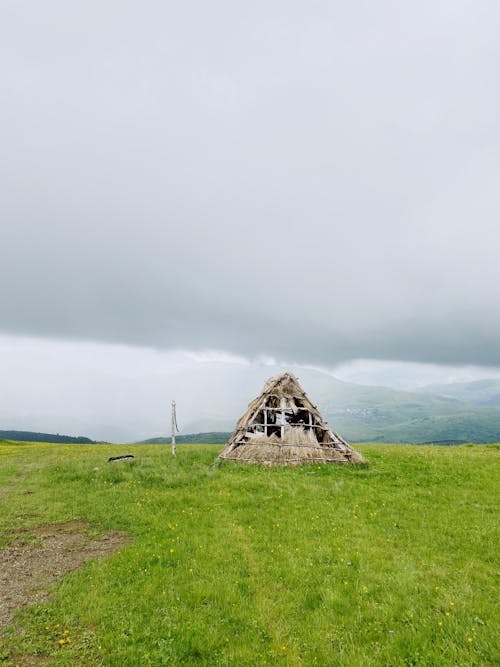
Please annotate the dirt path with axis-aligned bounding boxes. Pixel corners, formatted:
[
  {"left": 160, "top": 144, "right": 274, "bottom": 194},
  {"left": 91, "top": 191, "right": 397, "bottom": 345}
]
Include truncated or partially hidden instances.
[{"left": 0, "top": 520, "right": 131, "bottom": 627}]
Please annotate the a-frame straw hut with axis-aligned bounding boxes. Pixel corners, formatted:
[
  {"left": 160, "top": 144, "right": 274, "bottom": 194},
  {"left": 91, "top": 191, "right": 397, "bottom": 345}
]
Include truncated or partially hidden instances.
[{"left": 218, "top": 372, "right": 364, "bottom": 466}]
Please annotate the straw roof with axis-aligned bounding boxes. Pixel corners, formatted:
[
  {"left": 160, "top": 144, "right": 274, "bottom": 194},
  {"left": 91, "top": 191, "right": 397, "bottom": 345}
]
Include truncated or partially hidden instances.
[{"left": 218, "top": 372, "right": 364, "bottom": 466}]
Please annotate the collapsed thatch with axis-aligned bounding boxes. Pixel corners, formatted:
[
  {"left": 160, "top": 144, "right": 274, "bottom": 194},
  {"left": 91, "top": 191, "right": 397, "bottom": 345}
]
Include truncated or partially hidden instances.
[{"left": 218, "top": 372, "right": 364, "bottom": 466}]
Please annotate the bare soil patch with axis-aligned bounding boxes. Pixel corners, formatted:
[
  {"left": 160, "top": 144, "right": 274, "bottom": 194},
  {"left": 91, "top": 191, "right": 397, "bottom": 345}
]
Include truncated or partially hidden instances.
[{"left": 0, "top": 520, "right": 131, "bottom": 627}]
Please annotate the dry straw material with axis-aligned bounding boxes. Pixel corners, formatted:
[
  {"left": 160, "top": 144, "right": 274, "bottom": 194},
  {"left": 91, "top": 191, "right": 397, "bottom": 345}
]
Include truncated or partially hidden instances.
[{"left": 218, "top": 372, "right": 364, "bottom": 466}]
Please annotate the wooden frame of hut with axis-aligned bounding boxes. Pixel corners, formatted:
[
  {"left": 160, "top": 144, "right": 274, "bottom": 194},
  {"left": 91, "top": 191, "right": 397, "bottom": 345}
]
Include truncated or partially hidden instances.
[{"left": 218, "top": 372, "right": 364, "bottom": 466}]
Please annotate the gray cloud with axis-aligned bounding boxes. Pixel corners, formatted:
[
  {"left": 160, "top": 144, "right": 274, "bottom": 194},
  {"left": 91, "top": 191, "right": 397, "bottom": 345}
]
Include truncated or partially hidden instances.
[{"left": 1, "top": 1, "right": 499, "bottom": 366}]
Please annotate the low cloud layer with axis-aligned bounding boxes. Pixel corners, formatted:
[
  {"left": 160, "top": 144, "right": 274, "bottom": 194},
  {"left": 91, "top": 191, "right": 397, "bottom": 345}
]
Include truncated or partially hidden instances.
[{"left": 1, "top": 2, "right": 499, "bottom": 366}]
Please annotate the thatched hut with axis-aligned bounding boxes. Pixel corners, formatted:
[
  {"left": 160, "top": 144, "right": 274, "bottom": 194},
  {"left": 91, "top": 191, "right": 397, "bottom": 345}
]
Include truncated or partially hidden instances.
[{"left": 218, "top": 372, "right": 364, "bottom": 466}]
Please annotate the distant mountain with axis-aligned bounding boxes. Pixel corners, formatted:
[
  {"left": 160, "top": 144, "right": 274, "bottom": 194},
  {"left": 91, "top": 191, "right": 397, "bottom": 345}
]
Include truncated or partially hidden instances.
[
  {"left": 417, "top": 379, "right": 500, "bottom": 406},
  {"left": 288, "top": 372, "right": 500, "bottom": 444},
  {"left": 0, "top": 430, "right": 98, "bottom": 444},
  {"left": 136, "top": 432, "right": 231, "bottom": 444}
]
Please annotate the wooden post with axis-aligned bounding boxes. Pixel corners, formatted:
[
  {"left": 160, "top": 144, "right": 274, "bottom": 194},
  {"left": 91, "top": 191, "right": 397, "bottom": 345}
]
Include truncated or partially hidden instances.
[
  {"left": 263, "top": 409, "right": 267, "bottom": 437},
  {"left": 171, "top": 400, "right": 178, "bottom": 457}
]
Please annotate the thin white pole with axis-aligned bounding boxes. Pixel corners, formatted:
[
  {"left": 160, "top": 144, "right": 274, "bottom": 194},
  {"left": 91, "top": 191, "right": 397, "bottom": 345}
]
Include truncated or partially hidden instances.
[{"left": 171, "top": 400, "right": 178, "bottom": 457}]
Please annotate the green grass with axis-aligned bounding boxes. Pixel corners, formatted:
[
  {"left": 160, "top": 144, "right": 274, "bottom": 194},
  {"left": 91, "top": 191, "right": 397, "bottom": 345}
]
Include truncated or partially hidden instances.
[{"left": 0, "top": 442, "right": 498, "bottom": 666}]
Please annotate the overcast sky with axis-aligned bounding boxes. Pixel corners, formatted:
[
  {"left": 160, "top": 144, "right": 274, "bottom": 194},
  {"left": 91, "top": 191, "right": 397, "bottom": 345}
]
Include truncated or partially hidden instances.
[{"left": 1, "top": 2, "right": 500, "bottom": 436}]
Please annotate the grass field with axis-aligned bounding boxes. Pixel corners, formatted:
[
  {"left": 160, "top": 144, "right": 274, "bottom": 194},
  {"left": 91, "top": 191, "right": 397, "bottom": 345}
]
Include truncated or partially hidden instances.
[{"left": 0, "top": 442, "right": 498, "bottom": 666}]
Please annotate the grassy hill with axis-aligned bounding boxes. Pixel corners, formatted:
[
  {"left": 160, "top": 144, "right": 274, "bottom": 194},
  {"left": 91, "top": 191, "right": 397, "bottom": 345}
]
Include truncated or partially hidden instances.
[
  {"left": 0, "top": 441, "right": 498, "bottom": 665},
  {"left": 302, "top": 374, "right": 500, "bottom": 443},
  {"left": 137, "top": 432, "right": 231, "bottom": 444},
  {"left": 0, "top": 430, "right": 97, "bottom": 444}
]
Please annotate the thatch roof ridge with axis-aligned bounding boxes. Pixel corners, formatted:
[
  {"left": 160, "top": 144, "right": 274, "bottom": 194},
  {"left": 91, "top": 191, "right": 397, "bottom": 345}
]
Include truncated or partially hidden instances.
[{"left": 245, "top": 370, "right": 320, "bottom": 409}]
